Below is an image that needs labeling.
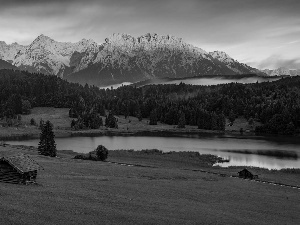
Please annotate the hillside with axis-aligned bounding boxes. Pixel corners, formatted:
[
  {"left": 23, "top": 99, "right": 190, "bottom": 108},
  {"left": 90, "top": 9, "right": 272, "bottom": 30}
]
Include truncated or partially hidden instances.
[{"left": 0, "top": 59, "right": 18, "bottom": 70}]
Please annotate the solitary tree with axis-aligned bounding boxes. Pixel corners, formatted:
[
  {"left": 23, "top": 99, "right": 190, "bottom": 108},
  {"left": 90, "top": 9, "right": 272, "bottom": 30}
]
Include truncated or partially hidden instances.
[
  {"left": 30, "top": 118, "right": 36, "bottom": 126},
  {"left": 95, "top": 145, "right": 108, "bottom": 161},
  {"left": 38, "top": 120, "right": 57, "bottom": 157}
]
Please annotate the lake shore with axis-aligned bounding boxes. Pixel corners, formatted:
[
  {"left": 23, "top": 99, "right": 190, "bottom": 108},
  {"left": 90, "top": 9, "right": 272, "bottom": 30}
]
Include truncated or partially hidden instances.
[
  {"left": 0, "top": 122, "right": 259, "bottom": 141},
  {"left": 0, "top": 144, "right": 299, "bottom": 224},
  {"left": 0, "top": 107, "right": 260, "bottom": 141},
  {"left": 3, "top": 106, "right": 298, "bottom": 141}
]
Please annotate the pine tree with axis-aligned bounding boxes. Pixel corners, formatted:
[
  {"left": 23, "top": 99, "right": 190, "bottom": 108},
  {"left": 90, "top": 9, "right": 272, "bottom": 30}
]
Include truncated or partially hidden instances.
[
  {"left": 149, "top": 110, "right": 157, "bottom": 125},
  {"left": 38, "top": 120, "right": 57, "bottom": 157},
  {"left": 105, "top": 111, "right": 118, "bottom": 128},
  {"left": 228, "top": 110, "right": 236, "bottom": 125},
  {"left": 21, "top": 100, "right": 31, "bottom": 115},
  {"left": 177, "top": 112, "right": 186, "bottom": 128},
  {"left": 137, "top": 109, "right": 143, "bottom": 121}
]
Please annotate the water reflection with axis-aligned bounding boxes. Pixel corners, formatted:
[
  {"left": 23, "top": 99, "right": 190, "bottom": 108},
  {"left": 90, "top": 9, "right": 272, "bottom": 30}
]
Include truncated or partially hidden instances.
[{"left": 6, "top": 135, "right": 300, "bottom": 170}]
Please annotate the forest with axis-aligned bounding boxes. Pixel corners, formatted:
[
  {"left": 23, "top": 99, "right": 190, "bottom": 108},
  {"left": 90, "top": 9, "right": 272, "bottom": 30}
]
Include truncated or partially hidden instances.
[{"left": 0, "top": 69, "right": 299, "bottom": 135}]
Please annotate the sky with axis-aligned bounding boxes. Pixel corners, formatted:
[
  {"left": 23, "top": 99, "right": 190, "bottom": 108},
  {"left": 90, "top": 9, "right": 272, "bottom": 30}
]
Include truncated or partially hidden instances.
[{"left": 0, "top": 0, "right": 299, "bottom": 69}]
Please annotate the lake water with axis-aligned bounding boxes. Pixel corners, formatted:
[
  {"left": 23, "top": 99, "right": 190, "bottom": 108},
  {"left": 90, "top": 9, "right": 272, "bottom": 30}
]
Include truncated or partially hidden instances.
[{"left": 6, "top": 135, "right": 300, "bottom": 170}]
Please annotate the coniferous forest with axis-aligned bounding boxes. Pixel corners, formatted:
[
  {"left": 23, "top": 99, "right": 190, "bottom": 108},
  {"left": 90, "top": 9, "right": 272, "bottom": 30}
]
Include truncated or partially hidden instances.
[{"left": 0, "top": 69, "right": 300, "bottom": 135}]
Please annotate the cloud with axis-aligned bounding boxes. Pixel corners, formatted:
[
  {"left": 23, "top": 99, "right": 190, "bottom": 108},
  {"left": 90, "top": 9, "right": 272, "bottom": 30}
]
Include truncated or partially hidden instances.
[
  {"left": 0, "top": 0, "right": 299, "bottom": 68},
  {"left": 257, "top": 55, "right": 300, "bottom": 70}
]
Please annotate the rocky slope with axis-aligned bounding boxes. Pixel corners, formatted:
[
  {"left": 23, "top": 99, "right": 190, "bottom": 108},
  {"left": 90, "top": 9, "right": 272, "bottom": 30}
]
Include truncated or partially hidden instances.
[
  {"left": 1, "top": 33, "right": 263, "bottom": 85},
  {"left": 67, "top": 33, "right": 263, "bottom": 85},
  {"left": 0, "top": 35, "right": 99, "bottom": 77},
  {"left": 209, "top": 51, "right": 264, "bottom": 75}
]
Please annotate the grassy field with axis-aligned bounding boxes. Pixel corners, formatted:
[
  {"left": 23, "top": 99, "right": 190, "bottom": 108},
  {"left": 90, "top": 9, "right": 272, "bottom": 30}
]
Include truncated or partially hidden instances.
[
  {"left": 0, "top": 145, "right": 299, "bottom": 225},
  {"left": 0, "top": 107, "right": 260, "bottom": 140},
  {"left": 21, "top": 107, "right": 73, "bottom": 129}
]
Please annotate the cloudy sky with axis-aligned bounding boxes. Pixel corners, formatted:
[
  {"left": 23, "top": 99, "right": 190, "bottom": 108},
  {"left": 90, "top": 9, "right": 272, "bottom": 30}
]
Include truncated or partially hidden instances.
[{"left": 0, "top": 0, "right": 299, "bottom": 69}]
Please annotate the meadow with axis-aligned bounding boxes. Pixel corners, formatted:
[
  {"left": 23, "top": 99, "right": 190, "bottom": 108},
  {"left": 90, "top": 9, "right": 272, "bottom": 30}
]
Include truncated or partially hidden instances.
[{"left": 0, "top": 144, "right": 299, "bottom": 225}]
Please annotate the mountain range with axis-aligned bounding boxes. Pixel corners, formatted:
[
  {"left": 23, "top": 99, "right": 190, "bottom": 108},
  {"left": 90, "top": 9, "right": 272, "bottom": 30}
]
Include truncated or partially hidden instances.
[
  {"left": 261, "top": 67, "right": 300, "bottom": 76},
  {"left": 0, "top": 33, "right": 266, "bottom": 85}
]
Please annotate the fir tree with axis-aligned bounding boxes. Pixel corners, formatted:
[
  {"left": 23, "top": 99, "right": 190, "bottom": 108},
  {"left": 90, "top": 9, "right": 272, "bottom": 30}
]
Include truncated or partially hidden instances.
[
  {"left": 38, "top": 120, "right": 57, "bottom": 157},
  {"left": 39, "top": 119, "right": 44, "bottom": 130},
  {"left": 137, "top": 110, "right": 143, "bottom": 121},
  {"left": 30, "top": 118, "right": 36, "bottom": 126},
  {"left": 149, "top": 110, "right": 157, "bottom": 125},
  {"left": 228, "top": 110, "right": 236, "bottom": 125},
  {"left": 21, "top": 100, "right": 31, "bottom": 115},
  {"left": 105, "top": 111, "right": 118, "bottom": 128},
  {"left": 177, "top": 112, "right": 186, "bottom": 128}
]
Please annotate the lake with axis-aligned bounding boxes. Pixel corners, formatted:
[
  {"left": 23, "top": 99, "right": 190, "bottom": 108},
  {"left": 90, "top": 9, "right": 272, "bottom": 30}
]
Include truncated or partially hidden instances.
[{"left": 6, "top": 135, "right": 300, "bottom": 170}]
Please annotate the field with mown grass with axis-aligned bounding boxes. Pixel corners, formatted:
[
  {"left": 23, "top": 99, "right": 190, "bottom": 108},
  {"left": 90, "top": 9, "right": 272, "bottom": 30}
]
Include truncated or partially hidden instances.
[{"left": 0, "top": 145, "right": 299, "bottom": 225}]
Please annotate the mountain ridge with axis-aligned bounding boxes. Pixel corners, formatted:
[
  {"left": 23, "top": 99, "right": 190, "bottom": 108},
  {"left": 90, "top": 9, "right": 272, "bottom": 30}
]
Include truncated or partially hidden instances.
[
  {"left": 0, "top": 33, "right": 265, "bottom": 85},
  {"left": 261, "top": 67, "right": 300, "bottom": 76}
]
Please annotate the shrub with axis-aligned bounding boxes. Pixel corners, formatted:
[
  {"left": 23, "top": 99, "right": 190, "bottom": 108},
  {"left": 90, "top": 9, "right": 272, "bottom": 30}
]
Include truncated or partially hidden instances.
[
  {"left": 96, "top": 145, "right": 108, "bottom": 161},
  {"left": 30, "top": 118, "right": 36, "bottom": 126}
]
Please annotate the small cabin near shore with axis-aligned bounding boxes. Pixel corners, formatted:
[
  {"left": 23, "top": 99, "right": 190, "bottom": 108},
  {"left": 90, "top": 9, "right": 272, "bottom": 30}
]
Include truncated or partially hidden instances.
[
  {"left": 0, "top": 153, "right": 41, "bottom": 184},
  {"left": 238, "top": 169, "right": 258, "bottom": 179}
]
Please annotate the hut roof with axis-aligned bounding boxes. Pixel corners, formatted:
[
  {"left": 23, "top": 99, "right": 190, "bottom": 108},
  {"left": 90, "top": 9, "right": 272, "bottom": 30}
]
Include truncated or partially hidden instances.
[
  {"left": 0, "top": 153, "right": 42, "bottom": 174},
  {"left": 238, "top": 168, "right": 251, "bottom": 173}
]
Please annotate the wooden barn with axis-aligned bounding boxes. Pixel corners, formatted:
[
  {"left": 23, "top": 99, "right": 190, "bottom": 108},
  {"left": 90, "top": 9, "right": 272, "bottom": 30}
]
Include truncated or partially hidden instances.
[
  {"left": 238, "top": 169, "right": 258, "bottom": 179},
  {"left": 0, "top": 153, "right": 41, "bottom": 184}
]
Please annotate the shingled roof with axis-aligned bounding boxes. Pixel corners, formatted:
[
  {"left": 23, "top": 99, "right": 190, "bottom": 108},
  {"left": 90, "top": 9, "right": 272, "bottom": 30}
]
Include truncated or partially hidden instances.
[{"left": 0, "top": 153, "right": 42, "bottom": 174}]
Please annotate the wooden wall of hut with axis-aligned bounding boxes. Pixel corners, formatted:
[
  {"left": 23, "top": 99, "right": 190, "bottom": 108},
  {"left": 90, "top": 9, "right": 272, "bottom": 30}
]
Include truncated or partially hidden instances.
[{"left": 0, "top": 161, "right": 21, "bottom": 184}]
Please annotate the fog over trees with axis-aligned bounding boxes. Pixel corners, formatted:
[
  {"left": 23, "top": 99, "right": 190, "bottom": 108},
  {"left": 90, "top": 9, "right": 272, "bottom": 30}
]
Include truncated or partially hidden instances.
[{"left": 0, "top": 69, "right": 299, "bottom": 134}]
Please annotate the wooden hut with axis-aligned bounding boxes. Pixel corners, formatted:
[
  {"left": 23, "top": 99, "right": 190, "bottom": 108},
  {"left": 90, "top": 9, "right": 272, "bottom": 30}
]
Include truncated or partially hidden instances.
[
  {"left": 0, "top": 153, "right": 41, "bottom": 184},
  {"left": 238, "top": 169, "right": 258, "bottom": 179}
]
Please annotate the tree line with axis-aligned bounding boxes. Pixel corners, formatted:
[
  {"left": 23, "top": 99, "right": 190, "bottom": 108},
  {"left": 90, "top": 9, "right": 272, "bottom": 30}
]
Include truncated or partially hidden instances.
[{"left": 1, "top": 69, "right": 300, "bottom": 134}]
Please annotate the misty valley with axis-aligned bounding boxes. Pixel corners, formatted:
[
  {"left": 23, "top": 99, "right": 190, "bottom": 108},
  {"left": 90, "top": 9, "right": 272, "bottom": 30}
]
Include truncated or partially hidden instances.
[{"left": 99, "top": 75, "right": 281, "bottom": 89}]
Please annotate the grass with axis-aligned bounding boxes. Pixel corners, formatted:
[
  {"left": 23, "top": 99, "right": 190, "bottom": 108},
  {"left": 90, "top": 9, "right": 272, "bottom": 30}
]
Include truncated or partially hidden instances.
[
  {"left": 0, "top": 107, "right": 224, "bottom": 140},
  {"left": 0, "top": 145, "right": 299, "bottom": 225},
  {"left": 21, "top": 107, "right": 72, "bottom": 129},
  {"left": 0, "top": 108, "right": 299, "bottom": 224},
  {"left": 225, "top": 117, "right": 260, "bottom": 133},
  {"left": 0, "top": 107, "right": 262, "bottom": 141}
]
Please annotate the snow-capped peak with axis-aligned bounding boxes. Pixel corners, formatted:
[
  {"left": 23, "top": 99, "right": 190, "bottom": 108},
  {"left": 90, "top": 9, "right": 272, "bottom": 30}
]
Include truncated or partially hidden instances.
[
  {"left": 209, "top": 51, "right": 233, "bottom": 62},
  {"left": 0, "top": 34, "right": 99, "bottom": 77},
  {"left": 209, "top": 50, "right": 259, "bottom": 74},
  {"left": 33, "top": 34, "right": 54, "bottom": 43}
]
